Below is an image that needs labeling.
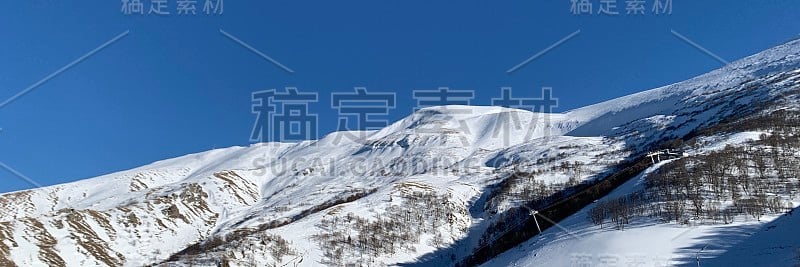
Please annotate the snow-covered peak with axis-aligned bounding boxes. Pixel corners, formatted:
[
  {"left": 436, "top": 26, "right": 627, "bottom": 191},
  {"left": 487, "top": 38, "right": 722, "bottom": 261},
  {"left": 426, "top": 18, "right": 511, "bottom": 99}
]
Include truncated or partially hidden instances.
[{"left": 0, "top": 38, "right": 799, "bottom": 267}]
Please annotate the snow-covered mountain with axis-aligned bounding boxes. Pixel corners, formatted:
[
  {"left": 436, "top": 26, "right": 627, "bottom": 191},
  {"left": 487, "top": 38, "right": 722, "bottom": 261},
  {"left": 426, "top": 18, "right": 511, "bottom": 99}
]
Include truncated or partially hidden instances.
[{"left": 1, "top": 39, "right": 800, "bottom": 266}]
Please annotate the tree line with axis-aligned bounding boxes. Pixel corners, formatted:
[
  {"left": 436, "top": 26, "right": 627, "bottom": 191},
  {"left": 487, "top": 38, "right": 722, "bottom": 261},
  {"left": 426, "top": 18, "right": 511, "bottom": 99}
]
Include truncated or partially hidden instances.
[
  {"left": 590, "top": 114, "right": 800, "bottom": 230},
  {"left": 313, "top": 187, "right": 468, "bottom": 266}
]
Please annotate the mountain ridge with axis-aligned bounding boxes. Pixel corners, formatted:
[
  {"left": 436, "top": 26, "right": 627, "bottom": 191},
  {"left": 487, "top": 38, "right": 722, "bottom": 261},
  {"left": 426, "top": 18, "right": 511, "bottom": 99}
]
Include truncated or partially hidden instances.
[{"left": 1, "top": 39, "right": 799, "bottom": 266}]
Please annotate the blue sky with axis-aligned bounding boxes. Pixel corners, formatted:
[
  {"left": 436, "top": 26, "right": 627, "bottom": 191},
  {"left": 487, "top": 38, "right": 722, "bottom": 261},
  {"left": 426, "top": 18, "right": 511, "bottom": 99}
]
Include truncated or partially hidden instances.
[{"left": 1, "top": 1, "right": 799, "bottom": 193}]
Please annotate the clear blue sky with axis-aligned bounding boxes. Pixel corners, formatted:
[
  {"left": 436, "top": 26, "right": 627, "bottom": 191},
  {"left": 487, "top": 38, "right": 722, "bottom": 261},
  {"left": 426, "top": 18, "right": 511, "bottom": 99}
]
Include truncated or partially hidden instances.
[{"left": 1, "top": 1, "right": 798, "bottom": 193}]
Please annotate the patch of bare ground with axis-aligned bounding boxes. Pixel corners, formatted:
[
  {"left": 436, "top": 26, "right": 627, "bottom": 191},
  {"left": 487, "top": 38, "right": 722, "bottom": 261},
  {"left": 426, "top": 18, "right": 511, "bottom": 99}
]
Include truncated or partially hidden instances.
[
  {"left": 65, "top": 210, "right": 125, "bottom": 266},
  {"left": 22, "top": 217, "right": 66, "bottom": 267},
  {"left": 0, "top": 221, "right": 18, "bottom": 266},
  {"left": 213, "top": 171, "right": 260, "bottom": 205},
  {"left": 129, "top": 175, "right": 149, "bottom": 192},
  {"left": 0, "top": 191, "right": 33, "bottom": 222}
]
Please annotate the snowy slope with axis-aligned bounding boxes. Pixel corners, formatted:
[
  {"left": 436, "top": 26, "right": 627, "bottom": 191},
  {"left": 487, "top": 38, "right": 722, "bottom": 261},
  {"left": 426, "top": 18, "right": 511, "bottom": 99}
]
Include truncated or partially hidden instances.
[
  {"left": 0, "top": 39, "right": 798, "bottom": 266},
  {"left": 481, "top": 161, "right": 688, "bottom": 267},
  {"left": 481, "top": 133, "right": 800, "bottom": 267}
]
